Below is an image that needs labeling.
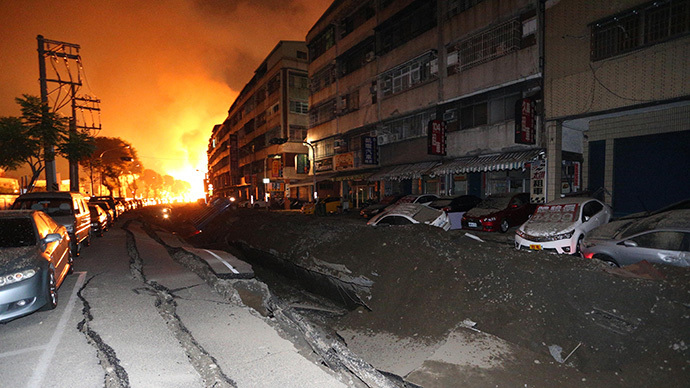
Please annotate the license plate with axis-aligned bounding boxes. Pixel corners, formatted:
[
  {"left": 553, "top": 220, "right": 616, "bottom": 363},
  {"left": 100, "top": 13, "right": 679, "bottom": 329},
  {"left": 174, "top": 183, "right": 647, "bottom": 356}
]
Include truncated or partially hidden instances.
[
  {"left": 529, "top": 244, "right": 542, "bottom": 250},
  {"left": 468, "top": 222, "right": 478, "bottom": 228}
]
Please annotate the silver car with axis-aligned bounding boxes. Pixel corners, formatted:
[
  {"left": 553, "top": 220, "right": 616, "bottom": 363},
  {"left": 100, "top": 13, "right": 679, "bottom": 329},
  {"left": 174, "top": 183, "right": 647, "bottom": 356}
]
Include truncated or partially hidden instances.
[
  {"left": 0, "top": 210, "right": 72, "bottom": 322},
  {"left": 580, "top": 209, "right": 690, "bottom": 267},
  {"left": 367, "top": 203, "right": 451, "bottom": 231}
]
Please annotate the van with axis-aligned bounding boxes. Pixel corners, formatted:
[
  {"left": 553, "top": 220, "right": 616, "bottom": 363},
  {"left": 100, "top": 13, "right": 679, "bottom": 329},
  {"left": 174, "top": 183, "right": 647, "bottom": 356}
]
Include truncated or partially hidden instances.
[{"left": 11, "top": 191, "right": 92, "bottom": 256}]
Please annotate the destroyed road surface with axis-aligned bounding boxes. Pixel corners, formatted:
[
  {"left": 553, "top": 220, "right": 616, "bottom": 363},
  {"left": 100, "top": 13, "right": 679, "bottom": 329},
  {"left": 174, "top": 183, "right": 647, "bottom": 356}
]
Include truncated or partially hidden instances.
[
  {"left": 179, "top": 203, "right": 689, "bottom": 388},
  {"left": 2, "top": 204, "right": 687, "bottom": 387}
]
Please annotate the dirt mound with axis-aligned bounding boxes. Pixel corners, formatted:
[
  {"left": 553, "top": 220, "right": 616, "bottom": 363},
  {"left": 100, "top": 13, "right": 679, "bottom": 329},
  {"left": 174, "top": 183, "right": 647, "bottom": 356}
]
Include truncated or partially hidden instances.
[{"left": 183, "top": 205, "right": 690, "bottom": 383}]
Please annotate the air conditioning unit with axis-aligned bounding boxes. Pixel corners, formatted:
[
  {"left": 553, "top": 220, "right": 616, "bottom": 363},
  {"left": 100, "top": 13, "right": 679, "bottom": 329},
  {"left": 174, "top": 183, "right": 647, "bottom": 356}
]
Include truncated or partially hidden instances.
[
  {"left": 365, "top": 51, "right": 375, "bottom": 63},
  {"left": 334, "top": 139, "right": 345, "bottom": 149},
  {"left": 377, "top": 134, "right": 389, "bottom": 145}
]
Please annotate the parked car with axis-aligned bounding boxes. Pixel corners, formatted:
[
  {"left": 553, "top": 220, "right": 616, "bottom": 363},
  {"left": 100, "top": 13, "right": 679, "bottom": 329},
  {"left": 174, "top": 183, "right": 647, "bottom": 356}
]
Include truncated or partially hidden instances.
[
  {"left": 360, "top": 195, "right": 404, "bottom": 218},
  {"left": 12, "top": 191, "right": 92, "bottom": 256},
  {"left": 515, "top": 197, "right": 612, "bottom": 254},
  {"left": 580, "top": 209, "right": 690, "bottom": 267},
  {"left": 461, "top": 192, "right": 535, "bottom": 233},
  {"left": 91, "top": 195, "right": 119, "bottom": 218},
  {"left": 429, "top": 195, "right": 482, "bottom": 230},
  {"left": 367, "top": 203, "right": 451, "bottom": 231},
  {"left": 0, "top": 210, "right": 72, "bottom": 322},
  {"left": 91, "top": 201, "right": 115, "bottom": 227},
  {"left": 88, "top": 204, "right": 109, "bottom": 237},
  {"left": 396, "top": 194, "right": 439, "bottom": 206}
]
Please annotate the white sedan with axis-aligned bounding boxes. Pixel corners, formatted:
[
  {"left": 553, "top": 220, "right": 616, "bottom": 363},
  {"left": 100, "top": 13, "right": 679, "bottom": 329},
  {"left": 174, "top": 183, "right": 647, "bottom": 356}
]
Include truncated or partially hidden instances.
[
  {"left": 367, "top": 203, "right": 451, "bottom": 231},
  {"left": 515, "top": 197, "right": 612, "bottom": 254}
]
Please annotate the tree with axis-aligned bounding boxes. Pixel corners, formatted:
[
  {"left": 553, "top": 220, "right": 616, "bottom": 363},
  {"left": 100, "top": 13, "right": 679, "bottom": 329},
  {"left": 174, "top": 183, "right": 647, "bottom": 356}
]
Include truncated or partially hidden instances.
[
  {"left": 0, "top": 95, "right": 93, "bottom": 192},
  {"left": 79, "top": 136, "right": 141, "bottom": 196}
]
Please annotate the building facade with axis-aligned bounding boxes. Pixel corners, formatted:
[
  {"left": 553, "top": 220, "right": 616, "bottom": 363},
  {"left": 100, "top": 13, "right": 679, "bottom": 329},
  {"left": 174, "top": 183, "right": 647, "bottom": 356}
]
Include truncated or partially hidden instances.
[
  {"left": 304, "top": 0, "right": 545, "bottom": 206},
  {"left": 207, "top": 41, "right": 312, "bottom": 204},
  {"left": 544, "top": 0, "right": 690, "bottom": 216}
]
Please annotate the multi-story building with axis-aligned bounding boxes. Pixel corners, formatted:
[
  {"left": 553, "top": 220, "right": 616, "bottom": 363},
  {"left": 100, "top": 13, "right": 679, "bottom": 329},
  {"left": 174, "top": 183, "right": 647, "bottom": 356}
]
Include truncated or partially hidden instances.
[
  {"left": 544, "top": 0, "right": 690, "bottom": 216},
  {"left": 207, "top": 41, "right": 311, "bottom": 204},
  {"left": 304, "top": 0, "right": 545, "bottom": 206}
]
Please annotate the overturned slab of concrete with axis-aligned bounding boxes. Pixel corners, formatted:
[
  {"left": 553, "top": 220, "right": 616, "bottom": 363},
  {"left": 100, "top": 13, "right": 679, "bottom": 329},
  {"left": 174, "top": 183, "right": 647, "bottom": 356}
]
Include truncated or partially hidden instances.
[{"left": 184, "top": 247, "right": 254, "bottom": 279}]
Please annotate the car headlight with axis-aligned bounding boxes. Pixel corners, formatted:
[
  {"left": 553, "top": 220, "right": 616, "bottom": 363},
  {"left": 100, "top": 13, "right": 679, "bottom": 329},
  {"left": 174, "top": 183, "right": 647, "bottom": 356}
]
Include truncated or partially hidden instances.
[
  {"left": 483, "top": 217, "right": 496, "bottom": 222},
  {"left": 0, "top": 269, "right": 37, "bottom": 287},
  {"left": 515, "top": 229, "right": 526, "bottom": 238},
  {"left": 552, "top": 230, "right": 574, "bottom": 241}
]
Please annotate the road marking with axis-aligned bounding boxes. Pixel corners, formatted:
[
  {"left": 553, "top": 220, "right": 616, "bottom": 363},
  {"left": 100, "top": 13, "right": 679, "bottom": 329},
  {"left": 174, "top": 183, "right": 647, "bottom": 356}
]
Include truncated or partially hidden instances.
[
  {"left": 0, "top": 345, "right": 47, "bottom": 359},
  {"left": 26, "top": 271, "right": 87, "bottom": 388},
  {"left": 202, "top": 249, "right": 240, "bottom": 274}
]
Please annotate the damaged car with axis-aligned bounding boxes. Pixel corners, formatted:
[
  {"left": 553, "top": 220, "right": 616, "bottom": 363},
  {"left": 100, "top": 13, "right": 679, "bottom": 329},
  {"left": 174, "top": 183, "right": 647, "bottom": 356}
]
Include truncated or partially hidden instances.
[
  {"left": 461, "top": 192, "right": 535, "bottom": 233},
  {"left": 580, "top": 209, "right": 690, "bottom": 267},
  {"left": 515, "top": 197, "right": 612, "bottom": 254},
  {"left": 367, "top": 203, "right": 451, "bottom": 231}
]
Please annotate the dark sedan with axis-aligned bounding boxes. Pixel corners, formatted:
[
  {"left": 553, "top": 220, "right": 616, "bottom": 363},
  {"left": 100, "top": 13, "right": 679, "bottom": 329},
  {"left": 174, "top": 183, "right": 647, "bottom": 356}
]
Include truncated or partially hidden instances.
[
  {"left": 461, "top": 192, "right": 535, "bottom": 233},
  {"left": 88, "top": 204, "right": 109, "bottom": 237},
  {"left": 0, "top": 210, "right": 72, "bottom": 322}
]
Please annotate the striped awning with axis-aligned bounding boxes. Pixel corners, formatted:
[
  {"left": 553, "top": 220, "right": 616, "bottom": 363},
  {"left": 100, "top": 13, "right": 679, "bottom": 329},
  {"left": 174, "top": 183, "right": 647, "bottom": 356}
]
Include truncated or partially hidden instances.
[
  {"left": 368, "top": 161, "right": 441, "bottom": 181},
  {"left": 431, "top": 149, "right": 543, "bottom": 175}
]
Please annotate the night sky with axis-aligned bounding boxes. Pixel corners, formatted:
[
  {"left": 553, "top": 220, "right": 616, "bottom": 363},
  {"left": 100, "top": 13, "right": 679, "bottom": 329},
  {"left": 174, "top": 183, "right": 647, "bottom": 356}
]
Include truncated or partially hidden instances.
[{"left": 0, "top": 0, "right": 331, "bottom": 197}]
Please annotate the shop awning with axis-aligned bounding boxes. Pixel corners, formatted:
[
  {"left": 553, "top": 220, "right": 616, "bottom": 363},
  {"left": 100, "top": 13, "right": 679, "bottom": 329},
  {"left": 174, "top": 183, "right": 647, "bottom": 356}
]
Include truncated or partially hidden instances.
[
  {"left": 432, "top": 149, "right": 543, "bottom": 175},
  {"left": 368, "top": 161, "right": 441, "bottom": 181},
  {"left": 286, "top": 173, "right": 336, "bottom": 188},
  {"left": 332, "top": 168, "right": 379, "bottom": 182}
]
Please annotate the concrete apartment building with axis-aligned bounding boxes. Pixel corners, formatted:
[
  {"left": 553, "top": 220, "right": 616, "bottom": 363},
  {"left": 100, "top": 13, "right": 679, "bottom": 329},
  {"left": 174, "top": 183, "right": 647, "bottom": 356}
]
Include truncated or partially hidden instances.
[
  {"left": 544, "top": 0, "right": 690, "bottom": 216},
  {"left": 207, "top": 41, "right": 311, "bottom": 203},
  {"left": 304, "top": 0, "right": 545, "bottom": 206}
]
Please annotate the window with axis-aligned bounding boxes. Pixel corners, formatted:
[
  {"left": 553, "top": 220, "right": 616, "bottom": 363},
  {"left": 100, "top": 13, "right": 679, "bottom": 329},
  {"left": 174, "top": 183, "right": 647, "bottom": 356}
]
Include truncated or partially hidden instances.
[
  {"left": 338, "top": 37, "right": 375, "bottom": 76},
  {"left": 581, "top": 201, "right": 604, "bottom": 221},
  {"left": 340, "top": 91, "right": 359, "bottom": 114},
  {"left": 461, "top": 102, "right": 487, "bottom": 128},
  {"left": 380, "top": 51, "right": 438, "bottom": 97},
  {"left": 297, "top": 50, "right": 307, "bottom": 60},
  {"left": 255, "top": 112, "right": 266, "bottom": 128},
  {"left": 376, "top": 0, "right": 437, "bottom": 56},
  {"left": 267, "top": 73, "right": 280, "bottom": 95},
  {"left": 377, "top": 215, "right": 413, "bottom": 226},
  {"left": 632, "top": 231, "right": 686, "bottom": 251},
  {"left": 309, "top": 99, "right": 336, "bottom": 127},
  {"left": 289, "top": 75, "right": 308, "bottom": 89},
  {"left": 308, "top": 25, "right": 335, "bottom": 61},
  {"left": 591, "top": 0, "right": 690, "bottom": 61},
  {"left": 488, "top": 93, "right": 521, "bottom": 124},
  {"left": 289, "top": 125, "right": 307, "bottom": 141},
  {"left": 314, "top": 138, "right": 334, "bottom": 158},
  {"left": 447, "top": 0, "right": 486, "bottom": 17},
  {"left": 311, "top": 65, "right": 336, "bottom": 93},
  {"left": 341, "top": 3, "right": 375, "bottom": 38},
  {"left": 378, "top": 109, "right": 435, "bottom": 142},
  {"left": 289, "top": 100, "right": 309, "bottom": 114},
  {"left": 448, "top": 19, "right": 522, "bottom": 72}
]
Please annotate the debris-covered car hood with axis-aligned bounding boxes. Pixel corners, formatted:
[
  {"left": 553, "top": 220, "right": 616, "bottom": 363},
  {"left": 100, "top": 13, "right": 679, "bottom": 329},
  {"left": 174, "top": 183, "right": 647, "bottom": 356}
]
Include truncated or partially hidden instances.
[
  {"left": 520, "top": 220, "right": 577, "bottom": 237},
  {"left": 0, "top": 246, "right": 40, "bottom": 273}
]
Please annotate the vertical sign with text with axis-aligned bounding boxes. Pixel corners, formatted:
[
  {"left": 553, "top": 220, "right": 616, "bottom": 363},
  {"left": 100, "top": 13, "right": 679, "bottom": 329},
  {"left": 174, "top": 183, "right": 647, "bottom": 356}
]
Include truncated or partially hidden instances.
[
  {"left": 515, "top": 98, "right": 536, "bottom": 145},
  {"left": 362, "top": 136, "right": 378, "bottom": 165},
  {"left": 427, "top": 120, "right": 447, "bottom": 156}
]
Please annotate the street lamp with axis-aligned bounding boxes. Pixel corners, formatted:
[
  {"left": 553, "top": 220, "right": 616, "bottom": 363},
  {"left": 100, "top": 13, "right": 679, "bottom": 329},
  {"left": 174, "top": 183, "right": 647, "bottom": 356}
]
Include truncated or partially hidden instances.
[{"left": 302, "top": 140, "right": 317, "bottom": 202}]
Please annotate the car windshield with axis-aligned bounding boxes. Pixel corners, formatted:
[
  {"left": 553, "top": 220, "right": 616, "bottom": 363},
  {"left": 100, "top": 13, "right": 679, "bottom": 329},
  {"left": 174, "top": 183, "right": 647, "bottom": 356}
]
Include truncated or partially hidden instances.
[
  {"left": 13, "top": 199, "right": 73, "bottom": 216},
  {"left": 477, "top": 196, "right": 511, "bottom": 210},
  {"left": 0, "top": 218, "right": 36, "bottom": 247},
  {"left": 530, "top": 203, "right": 578, "bottom": 223}
]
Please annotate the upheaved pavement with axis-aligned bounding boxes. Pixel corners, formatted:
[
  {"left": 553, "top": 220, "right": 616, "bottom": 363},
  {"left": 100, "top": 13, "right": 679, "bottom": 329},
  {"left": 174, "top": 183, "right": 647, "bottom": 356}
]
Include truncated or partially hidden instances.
[{"left": 0, "top": 215, "right": 352, "bottom": 387}]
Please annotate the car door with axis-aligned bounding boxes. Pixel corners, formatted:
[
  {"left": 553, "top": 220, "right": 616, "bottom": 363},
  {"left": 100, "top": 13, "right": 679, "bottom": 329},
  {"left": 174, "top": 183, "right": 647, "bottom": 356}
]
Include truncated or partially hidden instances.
[
  {"left": 580, "top": 200, "right": 607, "bottom": 235},
  {"left": 619, "top": 230, "right": 688, "bottom": 266},
  {"left": 507, "top": 194, "right": 528, "bottom": 224}
]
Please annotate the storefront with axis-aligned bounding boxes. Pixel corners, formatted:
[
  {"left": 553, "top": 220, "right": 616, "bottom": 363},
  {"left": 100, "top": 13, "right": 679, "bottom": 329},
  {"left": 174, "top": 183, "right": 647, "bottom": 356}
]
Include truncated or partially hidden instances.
[{"left": 368, "top": 161, "right": 441, "bottom": 197}]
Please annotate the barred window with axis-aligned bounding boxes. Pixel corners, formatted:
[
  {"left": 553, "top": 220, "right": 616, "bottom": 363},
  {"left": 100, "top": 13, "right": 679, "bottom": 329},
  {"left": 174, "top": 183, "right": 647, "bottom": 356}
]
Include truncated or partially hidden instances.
[
  {"left": 447, "top": 0, "right": 486, "bottom": 18},
  {"left": 309, "top": 99, "right": 336, "bottom": 127},
  {"left": 375, "top": 0, "right": 437, "bottom": 56},
  {"left": 448, "top": 19, "right": 522, "bottom": 73},
  {"left": 289, "top": 100, "right": 309, "bottom": 114},
  {"left": 310, "top": 65, "right": 336, "bottom": 93},
  {"left": 289, "top": 125, "right": 307, "bottom": 141},
  {"left": 289, "top": 74, "right": 308, "bottom": 89},
  {"left": 591, "top": 0, "right": 690, "bottom": 61},
  {"left": 267, "top": 73, "right": 281, "bottom": 95},
  {"left": 308, "top": 25, "right": 335, "bottom": 61},
  {"left": 380, "top": 51, "right": 438, "bottom": 97}
]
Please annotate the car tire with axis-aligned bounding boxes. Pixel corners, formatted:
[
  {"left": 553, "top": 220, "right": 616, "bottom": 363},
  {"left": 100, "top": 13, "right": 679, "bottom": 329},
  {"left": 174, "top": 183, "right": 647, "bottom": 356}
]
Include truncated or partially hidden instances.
[
  {"left": 85, "top": 231, "right": 92, "bottom": 247},
  {"left": 573, "top": 235, "right": 584, "bottom": 256},
  {"left": 40, "top": 270, "right": 58, "bottom": 311},
  {"left": 500, "top": 219, "right": 510, "bottom": 233},
  {"left": 593, "top": 254, "right": 619, "bottom": 267},
  {"left": 67, "top": 251, "right": 74, "bottom": 275},
  {"left": 70, "top": 239, "right": 80, "bottom": 257}
]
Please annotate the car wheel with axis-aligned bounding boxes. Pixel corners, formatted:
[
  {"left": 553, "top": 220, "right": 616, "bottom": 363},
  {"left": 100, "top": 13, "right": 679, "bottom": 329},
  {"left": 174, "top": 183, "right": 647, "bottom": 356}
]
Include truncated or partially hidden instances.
[
  {"left": 67, "top": 250, "right": 74, "bottom": 275},
  {"left": 40, "top": 270, "right": 58, "bottom": 311},
  {"left": 85, "top": 231, "right": 92, "bottom": 247},
  {"left": 70, "top": 239, "right": 80, "bottom": 257},
  {"left": 500, "top": 219, "right": 510, "bottom": 233},
  {"left": 593, "top": 254, "right": 619, "bottom": 267}
]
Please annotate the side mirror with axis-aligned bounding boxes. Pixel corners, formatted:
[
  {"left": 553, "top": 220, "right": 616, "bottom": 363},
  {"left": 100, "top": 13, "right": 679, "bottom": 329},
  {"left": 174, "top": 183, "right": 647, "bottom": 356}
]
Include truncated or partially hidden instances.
[
  {"left": 623, "top": 240, "right": 638, "bottom": 248},
  {"left": 43, "top": 233, "right": 62, "bottom": 244}
]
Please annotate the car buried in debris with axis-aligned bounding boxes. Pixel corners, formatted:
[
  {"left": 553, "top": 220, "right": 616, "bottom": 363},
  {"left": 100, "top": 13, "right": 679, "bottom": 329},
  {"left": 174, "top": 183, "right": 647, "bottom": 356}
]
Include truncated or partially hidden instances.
[
  {"left": 367, "top": 203, "right": 451, "bottom": 231},
  {"left": 515, "top": 197, "right": 612, "bottom": 254},
  {"left": 461, "top": 192, "right": 535, "bottom": 233},
  {"left": 580, "top": 209, "right": 690, "bottom": 267}
]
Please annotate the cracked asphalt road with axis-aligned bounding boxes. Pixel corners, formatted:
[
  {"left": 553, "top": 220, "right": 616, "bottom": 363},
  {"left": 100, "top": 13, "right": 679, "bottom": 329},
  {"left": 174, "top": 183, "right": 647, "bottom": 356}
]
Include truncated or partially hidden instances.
[{"left": 0, "top": 214, "right": 350, "bottom": 388}]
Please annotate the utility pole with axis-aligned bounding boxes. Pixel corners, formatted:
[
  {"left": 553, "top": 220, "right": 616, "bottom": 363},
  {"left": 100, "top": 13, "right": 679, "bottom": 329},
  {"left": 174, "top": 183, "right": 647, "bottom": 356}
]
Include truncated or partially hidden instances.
[{"left": 37, "top": 35, "right": 101, "bottom": 192}]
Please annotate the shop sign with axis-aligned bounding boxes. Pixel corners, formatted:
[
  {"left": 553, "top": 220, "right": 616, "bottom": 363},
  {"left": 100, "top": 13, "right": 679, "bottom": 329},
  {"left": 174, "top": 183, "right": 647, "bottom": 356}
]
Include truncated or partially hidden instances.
[
  {"left": 427, "top": 120, "right": 447, "bottom": 156},
  {"left": 515, "top": 98, "right": 536, "bottom": 145},
  {"left": 315, "top": 157, "right": 333, "bottom": 172},
  {"left": 296, "top": 154, "right": 309, "bottom": 174},
  {"left": 269, "top": 182, "right": 283, "bottom": 191},
  {"left": 271, "top": 159, "right": 282, "bottom": 178},
  {"left": 362, "top": 136, "right": 378, "bottom": 165},
  {"left": 334, "top": 152, "right": 354, "bottom": 170},
  {"left": 530, "top": 158, "right": 546, "bottom": 204}
]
